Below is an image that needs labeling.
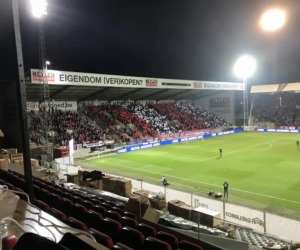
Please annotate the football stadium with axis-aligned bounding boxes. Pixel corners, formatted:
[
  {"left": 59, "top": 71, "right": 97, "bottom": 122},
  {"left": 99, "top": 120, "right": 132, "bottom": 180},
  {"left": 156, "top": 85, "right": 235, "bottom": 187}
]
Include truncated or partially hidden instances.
[{"left": 2, "top": 1, "right": 300, "bottom": 250}]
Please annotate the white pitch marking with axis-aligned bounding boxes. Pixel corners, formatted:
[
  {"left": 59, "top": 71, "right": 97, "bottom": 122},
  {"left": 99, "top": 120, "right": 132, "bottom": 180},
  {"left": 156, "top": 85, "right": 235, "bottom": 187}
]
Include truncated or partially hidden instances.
[{"left": 100, "top": 161, "right": 300, "bottom": 205}]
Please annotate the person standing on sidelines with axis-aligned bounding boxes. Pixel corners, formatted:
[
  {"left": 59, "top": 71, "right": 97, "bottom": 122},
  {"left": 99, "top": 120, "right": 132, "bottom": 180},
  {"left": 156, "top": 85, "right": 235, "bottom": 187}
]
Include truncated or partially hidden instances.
[
  {"left": 223, "top": 181, "right": 229, "bottom": 199},
  {"left": 219, "top": 149, "right": 222, "bottom": 157}
]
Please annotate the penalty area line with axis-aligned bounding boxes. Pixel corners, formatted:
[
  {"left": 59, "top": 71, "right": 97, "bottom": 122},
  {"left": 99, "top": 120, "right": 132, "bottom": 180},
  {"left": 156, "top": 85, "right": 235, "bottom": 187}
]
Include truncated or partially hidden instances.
[{"left": 99, "top": 160, "right": 300, "bottom": 205}]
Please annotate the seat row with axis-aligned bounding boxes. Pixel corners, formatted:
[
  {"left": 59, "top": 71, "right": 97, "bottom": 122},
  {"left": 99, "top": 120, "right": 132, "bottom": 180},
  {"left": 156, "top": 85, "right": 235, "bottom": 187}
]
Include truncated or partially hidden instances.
[{"left": 0, "top": 169, "right": 205, "bottom": 250}]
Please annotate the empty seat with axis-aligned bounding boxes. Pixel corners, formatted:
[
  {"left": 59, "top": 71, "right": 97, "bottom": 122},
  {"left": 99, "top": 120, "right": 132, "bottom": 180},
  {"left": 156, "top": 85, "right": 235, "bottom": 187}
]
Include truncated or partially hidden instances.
[
  {"left": 35, "top": 200, "right": 50, "bottom": 211},
  {"left": 55, "top": 198, "right": 73, "bottom": 217},
  {"left": 5, "top": 183, "right": 14, "bottom": 190},
  {"left": 111, "top": 242, "right": 134, "bottom": 250},
  {"left": 119, "top": 226, "right": 144, "bottom": 250},
  {"left": 137, "top": 223, "right": 156, "bottom": 238},
  {"left": 121, "top": 216, "right": 137, "bottom": 228},
  {"left": 93, "top": 205, "right": 107, "bottom": 216},
  {"left": 82, "top": 210, "right": 103, "bottom": 230},
  {"left": 48, "top": 208, "right": 67, "bottom": 221},
  {"left": 79, "top": 200, "right": 94, "bottom": 210},
  {"left": 106, "top": 210, "right": 122, "bottom": 221},
  {"left": 65, "top": 217, "right": 87, "bottom": 231},
  {"left": 89, "top": 198, "right": 102, "bottom": 205},
  {"left": 112, "top": 206, "right": 124, "bottom": 215},
  {"left": 104, "top": 200, "right": 115, "bottom": 207},
  {"left": 156, "top": 231, "right": 178, "bottom": 250},
  {"left": 70, "top": 196, "right": 83, "bottom": 204},
  {"left": 178, "top": 240, "right": 203, "bottom": 250},
  {"left": 144, "top": 237, "right": 172, "bottom": 250},
  {"left": 123, "top": 211, "right": 137, "bottom": 221},
  {"left": 101, "top": 218, "right": 122, "bottom": 243},
  {"left": 88, "top": 228, "right": 113, "bottom": 249},
  {"left": 69, "top": 203, "right": 87, "bottom": 221},
  {"left": 100, "top": 202, "right": 112, "bottom": 211},
  {"left": 13, "top": 187, "right": 27, "bottom": 201},
  {"left": 48, "top": 193, "right": 61, "bottom": 207}
]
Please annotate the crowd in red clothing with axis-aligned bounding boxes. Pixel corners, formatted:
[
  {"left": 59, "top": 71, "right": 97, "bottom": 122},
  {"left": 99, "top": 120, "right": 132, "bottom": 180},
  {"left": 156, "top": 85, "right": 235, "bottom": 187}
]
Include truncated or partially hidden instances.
[
  {"left": 151, "top": 103, "right": 206, "bottom": 131},
  {"left": 104, "top": 105, "right": 157, "bottom": 139}
]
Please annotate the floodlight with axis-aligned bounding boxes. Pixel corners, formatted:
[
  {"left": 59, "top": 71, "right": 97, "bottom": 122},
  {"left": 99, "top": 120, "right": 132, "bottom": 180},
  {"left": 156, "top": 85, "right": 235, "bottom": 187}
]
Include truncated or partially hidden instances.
[
  {"left": 31, "top": 0, "right": 47, "bottom": 18},
  {"left": 46, "top": 61, "right": 50, "bottom": 65},
  {"left": 260, "top": 9, "right": 285, "bottom": 31},
  {"left": 233, "top": 55, "right": 256, "bottom": 79}
]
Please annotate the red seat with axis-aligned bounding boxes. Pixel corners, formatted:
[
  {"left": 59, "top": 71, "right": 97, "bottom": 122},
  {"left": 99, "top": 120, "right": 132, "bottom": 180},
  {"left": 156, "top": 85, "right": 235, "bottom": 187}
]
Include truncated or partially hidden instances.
[
  {"left": 69, "top": 203, "right": 87, "bottom": 221},
  {"left": 93, "top": 205, "right": 107, "bottom": 216},
  {"left": 5, "top": 183, "right": 14, "bottom": 189},
  {"left": 48, "top": 193, "right": 61, "bottom": 207},
  {"left": 106, "top": 210, "right": 122, "bottom": 221},
  {"left": 121, "top": 216, "right": 137, "bottom": 228},
  {"left": 70, "top": 195, "right": 83, "bottom": 204},
  {"left": 65, "top": 217, "right": 87, "bottom": 231},
  {"left": 119, "top": 226, "right": 144, "bottom": 250},
  {"left": 144, "top": 236, "right": 172, "bottom": 250},
  {"left": 13, "top": 187, "right": 27, "bottom": 201},
  {"left": 88, "top": 228, "right": 113, "bottom": 249},
  {"left": 35, "top": 200, "right": 50, "bottom": 211},
  {"left": 89, "top": 198, "right": 102, "bottom": 205},
  {"left": 79, "top": 200, "right": 94, "bottom": 210},
  {"left": 123, "top": 211, "right": 137, "bottom": 221},
  {"left": 112, "top": 206, "right": 124, "bottom": 215},
  {"left": 48, "top": 208, "right": 67, "bottom": 221},
  {"left": 137, "top": 223, "right": 156, "bottom": 238},
  {"left": 101, "top": 218, "right": 122, "bottom": 243},
  {"left": 55, "top": 198, "right": 73, "bottom": 217},
  {"left": 101, "top": 202, "right": 112, "bottom": 211},
  {"left": 82, "top": 210, "right": 103, "bottom": 230},
  {"left": 111, "top": 242, "right": 134, "bottom": 250},
  {"left": 156, "top": 231, "right": 179, "bottom": 250},
  {"left": 104, "top": 200, "right": 116, "bottom": 207},
  {"left": 178, "top": 240, "right": 203, "bottom": 250}
]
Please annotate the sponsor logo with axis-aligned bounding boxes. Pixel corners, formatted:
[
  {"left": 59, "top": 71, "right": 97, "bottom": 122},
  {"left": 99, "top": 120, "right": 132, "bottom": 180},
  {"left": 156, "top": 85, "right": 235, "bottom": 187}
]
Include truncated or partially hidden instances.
[
  {"left": 141, "top": 144, "right": 153, "bottom": 149},
  {"left": 172, "top": 139, "right": 178, "bottom": 143},
  {"left": 131, "top": 146, "right": 140, "bottom": 151},
  {"left": 145, "top": 79, "right": 158, "bottom": 87},
  {"left": 194, "top": 82, "right": 203, "bottom": 89},
  {"left": 204, "top": 82, "right": 244, "bottom": 90},
  {"left": 268, "top": 129, "right": 276, "bottom": 132},
  {"left": 290, "top": 130, "right": 299, "bottom": 133},
  {"left": 194, "top": 198, "right": 208, "bottom": 209},
  {"left": 225, "top": 212, "right": 264, "bottom": 227},
  {"left": 276, "top": 129, "right": 290, "bottom": 132},
  {"left": 32, "top": 71, "right": 55, "bottom": 82},
  {"left": 153, "top": 143, "right": 160, "bottom": 146},
  {"left": 117, "top": 149, "right": 127, "bottom": 153},
  {"left": 84, "top": 141, "right": 104, "bottom": 148},
  {"left": 188, "top": 136, "right": 197, "bottom": 140},
  {"left": 256, "top": 129, "right": 264, "bottom": 132}
]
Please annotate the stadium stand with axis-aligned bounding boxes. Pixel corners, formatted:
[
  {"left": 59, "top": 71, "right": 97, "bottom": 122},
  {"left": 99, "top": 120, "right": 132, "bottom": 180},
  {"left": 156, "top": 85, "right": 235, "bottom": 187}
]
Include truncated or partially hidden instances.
[
  {"left": 252, "top": 93, "right": 300, "bottom": 127},
  {"left": 0, "top": 168, "right": 224, "bottom": 250}
]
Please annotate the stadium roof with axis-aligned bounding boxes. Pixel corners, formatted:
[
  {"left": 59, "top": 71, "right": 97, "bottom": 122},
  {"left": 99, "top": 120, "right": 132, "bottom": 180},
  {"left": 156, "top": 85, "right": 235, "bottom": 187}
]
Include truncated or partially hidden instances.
[
  {"left": 251, "top": 82, "right": 300, "bottom": 94},
  {"left": 25, "top": 69, "right": 244, "bottom": 102},
  {"left": 25, "top": 84, "right": 219, "bottom": 102}
]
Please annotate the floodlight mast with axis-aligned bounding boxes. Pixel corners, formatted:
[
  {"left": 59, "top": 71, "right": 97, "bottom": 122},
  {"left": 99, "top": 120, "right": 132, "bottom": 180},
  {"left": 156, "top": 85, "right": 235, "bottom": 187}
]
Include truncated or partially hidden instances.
[
  {"left": 233, "top": 56, "right": 256, "bottom": 128},
  {"left": 32, "top": 0, "right": 53, "bottom": 161}
]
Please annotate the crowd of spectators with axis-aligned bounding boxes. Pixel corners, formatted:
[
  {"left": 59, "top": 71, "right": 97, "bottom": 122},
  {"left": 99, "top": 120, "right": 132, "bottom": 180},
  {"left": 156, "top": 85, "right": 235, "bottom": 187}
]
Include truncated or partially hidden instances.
[
  {"left": 151, "top": 103, "right": 207, "bottom": 131},
  {"left": 175, "top": 102, "right": 230, "bottom": 128},
  {"left": 252, "top": 94, "right": 300, "bottom": 127},
  {"left": 126, "top": 103, "right": 180, "bottom": 133}
]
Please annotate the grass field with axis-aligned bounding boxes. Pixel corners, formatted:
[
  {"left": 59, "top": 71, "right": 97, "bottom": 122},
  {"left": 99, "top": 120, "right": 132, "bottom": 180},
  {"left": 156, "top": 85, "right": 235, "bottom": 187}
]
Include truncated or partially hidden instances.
[{"left": 77, "top": 132, "right": 300, "bottom": 219}]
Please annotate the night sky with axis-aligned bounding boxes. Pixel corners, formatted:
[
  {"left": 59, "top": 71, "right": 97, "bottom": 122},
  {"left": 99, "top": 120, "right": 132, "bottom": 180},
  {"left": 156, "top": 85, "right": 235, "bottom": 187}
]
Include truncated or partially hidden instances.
[{"left": 0, "top": 0, "right": 299, "bottom": 85}]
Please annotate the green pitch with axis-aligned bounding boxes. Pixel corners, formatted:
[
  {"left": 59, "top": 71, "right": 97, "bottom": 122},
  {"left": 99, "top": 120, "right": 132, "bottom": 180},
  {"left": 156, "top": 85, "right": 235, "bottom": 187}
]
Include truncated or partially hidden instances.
[{"left": 77, "top": 132, "right": 300, "bottom": 219}]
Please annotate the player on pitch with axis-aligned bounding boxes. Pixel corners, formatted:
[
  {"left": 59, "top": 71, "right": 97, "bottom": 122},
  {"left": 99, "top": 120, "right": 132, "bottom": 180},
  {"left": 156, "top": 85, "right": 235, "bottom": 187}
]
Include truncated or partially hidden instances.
[{"left": 219, "top": 149, "right": 222, "bottom": 157}]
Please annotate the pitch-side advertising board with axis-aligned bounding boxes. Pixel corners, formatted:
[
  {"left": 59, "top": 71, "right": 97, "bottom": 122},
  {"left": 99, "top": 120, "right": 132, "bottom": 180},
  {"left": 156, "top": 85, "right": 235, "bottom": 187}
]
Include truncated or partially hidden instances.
[{"left": 30, "top": 69, "right": 244, "bottom": 91}]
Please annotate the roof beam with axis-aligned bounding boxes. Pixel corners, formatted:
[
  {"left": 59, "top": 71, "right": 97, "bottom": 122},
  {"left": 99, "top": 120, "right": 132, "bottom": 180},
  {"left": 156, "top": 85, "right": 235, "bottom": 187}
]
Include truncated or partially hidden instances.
[
  {"left": 134, "top": 89, "right": 166, "bottom": 101},
  {"left": 109, "top": 88, "right": 143, "bottom": 102},
  {"left": 190, "top": 91, "right": 215, "bottom": 100},
  {"left": 78, "top": 87, "right": 112, "bottom": 102},
  {"left": 157, "top": 89, "right": 195, "bottom": 101},
  {"left": 50, "top": 85, "right": 71, "bottom": 99}
]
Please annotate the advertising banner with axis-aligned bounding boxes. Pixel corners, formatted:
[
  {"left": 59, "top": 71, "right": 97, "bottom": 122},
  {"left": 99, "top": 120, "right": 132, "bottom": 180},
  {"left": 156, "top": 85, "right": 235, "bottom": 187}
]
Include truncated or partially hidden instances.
[
  {"left": 166, "top": 188, "right": 192, "bottom": 205},
  {"left": 142, "top": 182, "right": 165, "bottom": 197},
  {"left": 244, "top": 126, "right": 257, "bottom": 132},
  {"left": 194, "top": 82, "right": 245, "bottom": 90},
  {"left": 192, "top": 195, "right": 224, "bottom": 218},
  {"left": 83, "top": 141, "right": 104, "bottom": 148},
  {"left": 266, "top": 213, "right": 300, "bottom": 240},
  {"left": 256, "top": 128, "right": 300, "bottom": 133},
  {"left": 225, "top": 203, "right": 265, "bottom": 232},
  {"left": 26, "top": 101, "right": 77, "bottom": 111},
  {"left": 27, "top": 102, "right": 39, "bottom": 111},
  {"left": 209, "top": 97, "right": 230, "bottom": 108},
  {"left": 30, "top": 69, "right": 244, "bottom": 90}
]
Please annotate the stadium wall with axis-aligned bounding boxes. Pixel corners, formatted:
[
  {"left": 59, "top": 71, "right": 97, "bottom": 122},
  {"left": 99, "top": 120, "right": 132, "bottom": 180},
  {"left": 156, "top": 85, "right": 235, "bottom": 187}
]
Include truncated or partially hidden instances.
[
  {"left": 193, "top": 90, "right": 235, "bottom": 124},
  {"left": 116, "top": 129, "right": 241, "bottom": 154}
]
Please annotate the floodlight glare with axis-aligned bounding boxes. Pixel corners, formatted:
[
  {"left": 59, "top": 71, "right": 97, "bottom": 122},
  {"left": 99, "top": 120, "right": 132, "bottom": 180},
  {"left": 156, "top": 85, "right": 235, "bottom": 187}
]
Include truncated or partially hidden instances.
[
  {"left": 260, "top": 9, "right": 285, "bottom": 31},
  {"left": 233, "top": 55, "right": 256, "bottom": 79},
  {"left": 31, "top": 0, "right": 47, "bottom": 18},
  {"left": 46, "top": 61, "right": 50, "bottom": 65}
]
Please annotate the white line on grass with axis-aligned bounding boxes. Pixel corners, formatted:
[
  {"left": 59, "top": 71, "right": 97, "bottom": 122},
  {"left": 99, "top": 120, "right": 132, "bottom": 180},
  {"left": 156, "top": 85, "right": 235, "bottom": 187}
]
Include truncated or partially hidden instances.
[{"left": 101, "top": 161, "right": 300, "bottom": 205}]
